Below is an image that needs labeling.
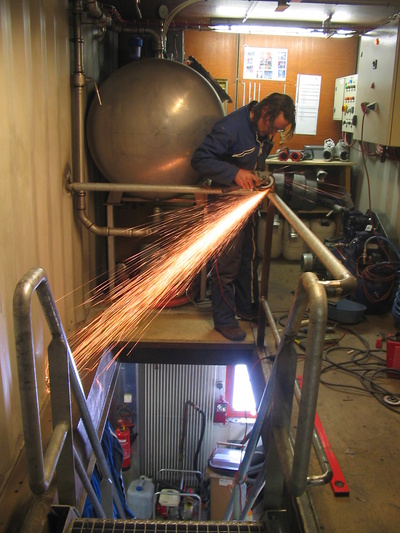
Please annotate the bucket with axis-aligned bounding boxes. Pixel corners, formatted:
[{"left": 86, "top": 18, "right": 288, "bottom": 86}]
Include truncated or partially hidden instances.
[
  {"left": 282, "top": 219, "right": 310, "bottom": 261},
  {"left": 127, "top": 476, "right": 155, "bottom": 519},
  {"left": 310, "top": 218, "right": 336, "bottom": 242},
  {"left": 257, "top": 214, "right": 283, "bottom": 259}
]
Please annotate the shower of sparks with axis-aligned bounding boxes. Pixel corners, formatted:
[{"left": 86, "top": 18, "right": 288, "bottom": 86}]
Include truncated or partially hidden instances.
[
  {"left": 273, "top": 169, "right": 349, "bottom": 210},
  {"left": 68, "top": 190, "right": 267, "bottom": 375}
]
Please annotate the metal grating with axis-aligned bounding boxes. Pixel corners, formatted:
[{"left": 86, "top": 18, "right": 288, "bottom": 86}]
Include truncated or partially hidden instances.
[
  {"left": 67, "top": 519, "right": 265, "bottom": 533},
  {"left": 137, "top": 364, "right": 217, "bottom": 481}
]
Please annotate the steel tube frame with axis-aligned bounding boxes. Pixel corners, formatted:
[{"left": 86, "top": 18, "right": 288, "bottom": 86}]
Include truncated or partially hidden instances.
[
  {"left": 74, "top": 447, "right": 106, "bottom": 518},
  {"left": 68, "top": 181, "right": 225, "bottom": 196},
  {"left": 260, "top": 298, "right": 332, "bottom": 483},
  {"left": 224, "top": 189, "right": 356, "bottom": 519},
  {"left": 267, "top": 192, "right": 356, "bottom": 296},
  {"left": 13, "top": 266, "right": 125, "bottom": 517}
]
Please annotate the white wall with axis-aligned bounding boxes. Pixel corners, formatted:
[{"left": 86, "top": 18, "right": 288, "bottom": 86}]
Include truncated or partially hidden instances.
[
  {"left": 0, "top": 0, "right": 87, "bottom": 493},
  {"left": 353, "top": 149, "right": 400, "bottom": 241}
]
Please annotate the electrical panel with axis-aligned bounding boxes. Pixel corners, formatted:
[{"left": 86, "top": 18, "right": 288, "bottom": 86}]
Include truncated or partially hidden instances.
[
  {"left": 333, "top": 76, "right": 345, "bottom": 120},
  {"left": 342, "top": 74, "right": 358, "bottom": 134},
  {"left": 353, "top": 20, "right": 400, "bottom": 146}
]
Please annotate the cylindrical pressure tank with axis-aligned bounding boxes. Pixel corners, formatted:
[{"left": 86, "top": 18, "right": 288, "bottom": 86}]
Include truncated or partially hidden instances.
[
  {"left": 86, "top": 58, "right": 224, "bottom": 198},
  {"left": 282, "top": 218, "right": 311, "bottom": 261}
]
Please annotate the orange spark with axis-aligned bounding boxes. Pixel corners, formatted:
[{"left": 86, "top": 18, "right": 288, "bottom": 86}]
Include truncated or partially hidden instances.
[{"left": 69, "top": 191, "right": 267, "bottom": 374}]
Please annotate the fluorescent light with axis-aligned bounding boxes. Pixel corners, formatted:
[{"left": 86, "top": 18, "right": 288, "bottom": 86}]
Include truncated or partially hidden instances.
[{"left": 210, "top": 25, "right": 356, "bottom": 38}]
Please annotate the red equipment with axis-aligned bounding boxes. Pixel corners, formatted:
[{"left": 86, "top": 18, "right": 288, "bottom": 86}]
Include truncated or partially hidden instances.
[
  {"left": 214, "top": 394, "right": 228, "bottom": 424},
  {"left": 115, "top": 423, "right": 132, "bottom": 470},
  {"left": 386, "top": 333, "right": 400, "bottom": 378},
  {"left": 115, "top": 404, "right": 136, "bottom": 470}
]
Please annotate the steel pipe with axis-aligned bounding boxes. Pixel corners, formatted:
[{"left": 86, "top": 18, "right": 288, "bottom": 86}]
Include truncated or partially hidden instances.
[
  {"left": 84, "top": 0, "right": 112, "bottom": 27},
  {"left": 293, "top": 380, "right": 333, "bottom": 487},
  {"left": 263, "top": 333, "right": 333, "bottom": 489},
  {"left": 68, "top": 181, "right": 225, "bottom": 195},
  {"left": 13, "top": 267, "right": 54, "bottom": 494},
  {"left": 74, "top": 447, "right": 106, "bottom": 518},
  {"left": 279, "top": 272, "right": 327, "bottom": 496},
  {"left": 267, "top": 192, "right": 356, "bottom": 296},
  {"left": 13, "top": 267, "right": 126, "bottom": 517},
  {"left": 261, "top": 297, "right": 281, "bottom": 348},
  {"left": 72, "top": 1, "right": 148, "bottom": 239}
]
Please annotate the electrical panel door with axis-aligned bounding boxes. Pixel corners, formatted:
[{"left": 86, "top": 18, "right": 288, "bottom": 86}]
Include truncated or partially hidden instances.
[
  {"left": 333, "top": 77, "right": 345, "bottom": 121},
  {"left": 353, "top": 20, "right": 400, "bottom": 146}
]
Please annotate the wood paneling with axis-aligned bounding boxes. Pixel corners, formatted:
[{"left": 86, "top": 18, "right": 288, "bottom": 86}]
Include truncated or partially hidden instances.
[{"left": 184, "top": 31, "right": 359, "bottom": 149}]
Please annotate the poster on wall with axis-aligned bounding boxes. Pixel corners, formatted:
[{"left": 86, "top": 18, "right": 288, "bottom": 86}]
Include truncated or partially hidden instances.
[
  {"left": 243, "top": 47, "right": 287, "bottom": 81},
  {"left": 295, "top": 74, "right": 321, "bottom": 135}
]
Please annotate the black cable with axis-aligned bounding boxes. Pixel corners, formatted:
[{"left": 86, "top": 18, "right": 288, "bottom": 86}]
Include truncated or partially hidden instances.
[
  {"left": 193, "top": 408, "right": 206, "bottom": 483},
  {"left": 320, "top": 326, "right": 400, "bottom": 414}
]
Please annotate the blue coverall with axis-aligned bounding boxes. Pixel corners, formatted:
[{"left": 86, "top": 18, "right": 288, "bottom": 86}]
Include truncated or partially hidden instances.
[{"left": 191, "top": 102, "right": 274, "bottom": 329}]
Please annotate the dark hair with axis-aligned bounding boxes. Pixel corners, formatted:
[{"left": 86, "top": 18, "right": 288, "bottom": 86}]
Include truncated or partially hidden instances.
[{"left": 252, "top": 93, "right": 296, "bottom": 139}]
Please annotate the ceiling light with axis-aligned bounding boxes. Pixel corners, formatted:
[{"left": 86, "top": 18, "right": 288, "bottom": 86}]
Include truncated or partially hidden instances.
[{"left": 210, "top": 25, "right": 355, "bottom": 38}]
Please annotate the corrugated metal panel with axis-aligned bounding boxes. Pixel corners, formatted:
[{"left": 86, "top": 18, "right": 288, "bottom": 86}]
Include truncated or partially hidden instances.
[
  {"left": 0, "top": 0, "right": 85, "bottom": 489},
  {"left": 138, "top": 364, "right": 217, "bottom": 484}
]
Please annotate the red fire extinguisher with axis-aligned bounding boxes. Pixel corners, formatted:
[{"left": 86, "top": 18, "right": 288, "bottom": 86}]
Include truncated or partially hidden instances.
[
  {"left": 116, "top": 422, "right": 131, "bottom": 470},
  {"left": 115, "top": 404, "right": 136, "bottom": 471}
]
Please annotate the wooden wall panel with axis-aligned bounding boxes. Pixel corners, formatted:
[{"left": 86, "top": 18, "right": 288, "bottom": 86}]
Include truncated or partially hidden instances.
[
  {"left": 184, "top": 31, "right": 239, "bottom": 107},
  {"left": 184, "top": 31, "right": 359, "bottom": 150}
]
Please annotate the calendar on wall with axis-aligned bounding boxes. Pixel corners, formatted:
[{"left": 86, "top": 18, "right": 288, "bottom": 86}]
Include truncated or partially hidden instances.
[{"left": 243, "top": 47, "right": 287, "bottom": 81}]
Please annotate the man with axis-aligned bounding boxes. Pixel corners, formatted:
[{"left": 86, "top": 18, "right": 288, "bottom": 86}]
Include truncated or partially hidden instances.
[{"left": 191, "top": 93, "right": 296, "bottom": 341}]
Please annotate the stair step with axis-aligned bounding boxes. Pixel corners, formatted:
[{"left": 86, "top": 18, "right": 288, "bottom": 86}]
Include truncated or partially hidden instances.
[{"left": 65, "top": 518, "right": 265, "bottom": 533}]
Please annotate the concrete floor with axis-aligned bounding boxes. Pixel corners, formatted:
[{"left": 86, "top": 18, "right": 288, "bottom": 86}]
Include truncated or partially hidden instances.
[{"left": 266, "top": 259, "right": 400, "bottom": 533}]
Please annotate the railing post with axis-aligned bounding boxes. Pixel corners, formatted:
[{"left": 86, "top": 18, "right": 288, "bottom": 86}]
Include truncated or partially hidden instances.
[
  {"left": 14, "top": 267, "right": 51, "bottom": 494},
  {"left": 48, "top": 337, "right": 76, "bottom": 505},
  {"left": 13, "top": 266, "right": 125, "bottom": 518}
]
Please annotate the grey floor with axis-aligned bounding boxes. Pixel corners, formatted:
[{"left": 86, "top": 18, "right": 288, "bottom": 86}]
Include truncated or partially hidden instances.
[{"left": 267, "top": 259, "right": 400, "bottom": 533}]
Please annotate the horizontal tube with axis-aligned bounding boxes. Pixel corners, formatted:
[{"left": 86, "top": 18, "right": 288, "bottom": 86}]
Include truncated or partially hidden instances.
[{"left": 69, "top": 181, "right": 225, "bottom": 195}]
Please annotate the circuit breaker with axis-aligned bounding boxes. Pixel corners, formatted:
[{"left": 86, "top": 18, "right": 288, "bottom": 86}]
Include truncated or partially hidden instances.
[
  {"left": 353, "top": 20, "right": 400, "bottom": 146},
  {"left": 342, "top": 74, "right": 358, "bottom": 134}
]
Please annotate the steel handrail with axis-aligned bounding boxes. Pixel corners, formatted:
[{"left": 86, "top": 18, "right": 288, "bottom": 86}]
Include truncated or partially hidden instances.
[
  {"left": 225, "top": 189, "right": 356, "bottom": 519},
  {"left": 267, "top": 192, "right": 356, "bottom": 296},
  {"left": 13, "top": 266, "right": 125, "bottom": 517}
]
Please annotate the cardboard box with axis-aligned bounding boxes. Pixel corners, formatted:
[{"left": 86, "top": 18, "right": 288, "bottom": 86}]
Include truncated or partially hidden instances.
[{"left": 207, "top": 467, "right": 246, "bottom": 520}]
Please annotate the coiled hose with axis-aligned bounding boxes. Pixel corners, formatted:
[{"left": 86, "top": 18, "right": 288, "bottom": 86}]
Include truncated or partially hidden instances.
[{"left": 361, "top": 235, "right": 400, "bottom": 321}]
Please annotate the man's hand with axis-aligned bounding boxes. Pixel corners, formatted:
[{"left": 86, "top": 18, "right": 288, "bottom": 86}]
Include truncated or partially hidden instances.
[{"left": 234, "top": 169, "right": 260, "bottom": 190}]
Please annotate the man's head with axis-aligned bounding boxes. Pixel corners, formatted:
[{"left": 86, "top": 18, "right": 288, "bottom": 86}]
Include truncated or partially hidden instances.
[{"left": 251, "top": 93, "right": 296, "bottom": 140}]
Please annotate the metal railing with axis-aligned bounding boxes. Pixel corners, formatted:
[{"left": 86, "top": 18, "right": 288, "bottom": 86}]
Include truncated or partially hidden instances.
[
  {"left": 12, "top": 187, "right": 356, "bottom": 527},
  {"left": 13, "top": 267, "right": 125, "bottom": 518},
  {"left": 224, "top": 190, "right": 356, "bottom": 520}
]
